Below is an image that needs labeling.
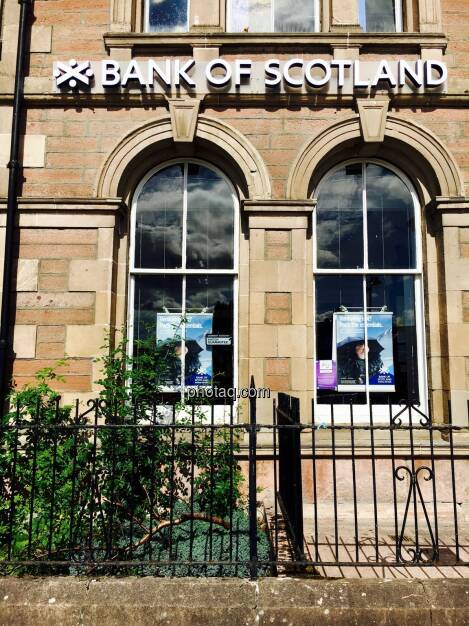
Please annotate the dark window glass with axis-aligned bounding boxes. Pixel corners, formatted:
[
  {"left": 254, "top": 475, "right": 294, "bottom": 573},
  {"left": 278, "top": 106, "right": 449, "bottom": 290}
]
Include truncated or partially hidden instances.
[
  {"left": 133, "top": 275, "right": 183, "bottom": 388},
  {"left": 315, "top": 275, "right": 366, "bottom": 405},
  {"left": 186, "top": 163, "right": 234, "bottom": 270},
  {"left": 367, "top": 275, "right": 419, "bottom": 404},
  {"left": 359, "top": 0, "right": 397, "bottom": 32},
  {"left": 186, "top": 275, "right": 234, "bottom": 391},
  {"left": 316, "top": 163, "right": 364, "bottom": 269},
  {"left": 135, "top": 164, "right": 183, "bottom": 269},
  {"left": 366, "top": 164, "right": 416, "bottom": 270},
  {"left": 148, "top": 0, "right": 188, "bottom": 32},
  {"left": 315, "top": 274, "right": 419, "bottom": 405}
]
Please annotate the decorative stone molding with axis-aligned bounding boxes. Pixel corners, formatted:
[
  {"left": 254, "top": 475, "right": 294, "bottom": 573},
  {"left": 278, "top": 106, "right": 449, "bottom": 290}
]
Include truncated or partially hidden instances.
[
  {"left": 431, "top": 197, "right": 469, "bottom": 214},
  {"left": 330, "top": 0, "right": 361, "bottom": 32},
  {"left": 168, "top": 98, "right": 201, "bottom": 143},
  {"left": 356, "top": 98, "right": 389, "bottom": 143},
  {"left": 287, "top": 116, "right": 464, "bottom": 200},
  {"left": 110, "top": 0, "right": 135, "bottom": 32},
  {"left": 418, "top": 0, "right": 442, "bottom": 33},
  {"left": 97, "top": 115, "right": 271, "bottom": 200},
  {"left": 243, "top": 200, "right": 315, "bottom": 229},
  {"left": 103, "top": 32, "right": 447, "bottom": 53}
]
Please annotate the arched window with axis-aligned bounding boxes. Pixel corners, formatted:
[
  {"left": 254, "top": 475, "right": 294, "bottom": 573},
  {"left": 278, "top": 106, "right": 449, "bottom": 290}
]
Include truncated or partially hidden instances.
[
  {"left": 129, "top": 160, "right": 238, "bottom": 402},
  {"left": 314, "top": 161, "right": 426, "bottom": 420}
]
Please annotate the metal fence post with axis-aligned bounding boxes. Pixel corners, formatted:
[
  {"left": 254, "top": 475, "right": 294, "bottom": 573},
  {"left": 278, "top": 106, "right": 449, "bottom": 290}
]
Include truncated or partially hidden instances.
[{"left": 248, "top": 376, "right": 258, "bottom": 579}]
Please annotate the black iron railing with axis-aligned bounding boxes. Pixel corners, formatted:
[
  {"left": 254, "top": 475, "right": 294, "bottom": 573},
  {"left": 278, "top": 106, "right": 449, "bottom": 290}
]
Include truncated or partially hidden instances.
[{"left": 1, "top": 395, "right": 468, "bottom": 577}]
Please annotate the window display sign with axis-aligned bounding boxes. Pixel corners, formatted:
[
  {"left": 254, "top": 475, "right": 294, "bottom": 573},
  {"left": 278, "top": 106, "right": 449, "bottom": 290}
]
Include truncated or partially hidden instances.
[
  {"left": 333, "top": 312, "right": 395, "bottom": 392},
  {"left": 156, "top": 313, "right": 214, "bottom": 387},
  {"left": 316, "top": 360, "right": 337, "bottom": 390},
  {"left": 184, "top": 314, "right": 213, "bottom": 386}
]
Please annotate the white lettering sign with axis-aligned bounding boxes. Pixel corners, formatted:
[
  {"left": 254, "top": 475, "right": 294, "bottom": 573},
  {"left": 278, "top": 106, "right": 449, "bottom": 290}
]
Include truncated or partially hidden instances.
[{"left": 53, "top": 58, "right": 448, "bottom": 94}]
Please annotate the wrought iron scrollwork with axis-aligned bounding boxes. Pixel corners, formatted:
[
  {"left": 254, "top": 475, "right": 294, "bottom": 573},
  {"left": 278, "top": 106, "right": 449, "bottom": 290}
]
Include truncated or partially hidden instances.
[{"left": 395, "top": 465, "right": 439, "bottom": 563}]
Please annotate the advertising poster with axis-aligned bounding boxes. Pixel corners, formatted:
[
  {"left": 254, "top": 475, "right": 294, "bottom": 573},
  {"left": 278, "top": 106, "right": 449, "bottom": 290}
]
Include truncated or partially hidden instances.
[
  {"left": 333, "top": 312, "right": 395, "bottom": 392},
  {"left": 184, "top": 314, "right": 213, "bottom": 386},
  {"left": 316, "top": 360, "right": 337, "bottom": 390},
  {"left": 156, "top": 313, "right": 214, "bottom": 387},
  {"left": 156, "top": 313, "right": 184, "bottom": 388}
]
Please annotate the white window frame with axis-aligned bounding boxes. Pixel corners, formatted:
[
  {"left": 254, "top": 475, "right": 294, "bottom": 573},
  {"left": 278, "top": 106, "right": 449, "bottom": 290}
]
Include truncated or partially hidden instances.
[
  {"left": 128, "top": 159, "right": 239, "bottom": 420},
  {"left": 227, "top": 0, "right": 320, "bottom": 33},
  {"left": 312, "top": 159, "right": 427, "bottom": 424},
  {"left": 358, "top": 0, "right": 403, "bottom": 33},
  {"left": 144, "top": 0, "right": 190, "bottom": 33}
]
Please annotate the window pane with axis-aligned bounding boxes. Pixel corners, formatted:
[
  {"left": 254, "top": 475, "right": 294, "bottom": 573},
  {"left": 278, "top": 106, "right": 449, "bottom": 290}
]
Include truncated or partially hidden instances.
[
  {"left": 186, "top": 164, "right": 235, "bottom": 270},
  {"left": 135, "top": 164, "right": 183, "bottom": 270},
  {"left": 316, "top": 164, "right": 364, "bottom": 269},
  {"left": 186, "top": 276, "right": 234, "bottom": 391},
  {"left": 147, "top": 0, "right": 188, "bottom": 32},
  {"left": 367, "top": 275, "right": 419, "bottom": 404},
  {"left": 315, "top": 275, "right": 366, "bottom": 404},
  {"left": 360, "top": 0, "right": 397, "bottom": 32},
  {"left": 366, "top": 164, "right": 416, "bottom": 270},
  {"left": 133, "top": 275, "right": 183, "bottom": 388},
  {"left": 230, "top": 0, "right": 271, "bottom": 32},
  {"left": 274, "top": 0, "right": 315, "bottom": 32}
]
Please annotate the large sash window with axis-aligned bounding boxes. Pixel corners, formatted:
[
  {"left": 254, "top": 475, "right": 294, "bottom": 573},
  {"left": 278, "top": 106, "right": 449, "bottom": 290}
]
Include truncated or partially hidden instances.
[
  {"left": 130, "top": 161, "right": 238, "bottom": 404},
  {"left": 314, "top": 161, "right": 426, "bottom": 421}
]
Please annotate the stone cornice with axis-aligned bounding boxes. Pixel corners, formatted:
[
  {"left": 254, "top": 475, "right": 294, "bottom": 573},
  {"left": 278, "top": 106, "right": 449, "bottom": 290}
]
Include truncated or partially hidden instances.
[
  {"left": 0, "top": 197, "right": 126, "bottom": 214},
  {"left": 431, "top": 197, "right": 469, "bottom": 212},
  {"left": 103, "top": 31, "right": 448, "bottom": 52},
  {"left": 242, "top": 200, "right": 316, "bottom": 213}
]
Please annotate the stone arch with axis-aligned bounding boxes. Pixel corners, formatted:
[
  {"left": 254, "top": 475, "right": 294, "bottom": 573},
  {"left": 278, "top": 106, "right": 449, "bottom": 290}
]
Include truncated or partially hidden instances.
[
  {"left": 97, "top": 114, "right": 271, "bottom": 203},
  {"left": 287, "top": 115, "right": 464, "bottom": 203}
]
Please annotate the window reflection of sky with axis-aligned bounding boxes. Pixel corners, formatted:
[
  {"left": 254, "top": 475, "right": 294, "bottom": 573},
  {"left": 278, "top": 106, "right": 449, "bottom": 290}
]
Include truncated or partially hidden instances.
[
  {"left": 230, "top": 0, "right": 315, "bottom": 32},
  {"left": 359, "top": 0, "right": 397, "bottom": 32},
  {"left": 135, "top": 164, "right": 235, "bottom": 271},
  {"left": 148, "top": 0, "right": 187, "bottom": 32},
  {"left": 317, "top": 163, "right": 415, "bottom": 270}
]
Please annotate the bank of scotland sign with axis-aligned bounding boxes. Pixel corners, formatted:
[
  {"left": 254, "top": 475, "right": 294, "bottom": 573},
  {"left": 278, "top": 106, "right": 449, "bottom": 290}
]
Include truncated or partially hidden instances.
[{"left": 52, "top": 58, "right": 447, "bottom": 95}]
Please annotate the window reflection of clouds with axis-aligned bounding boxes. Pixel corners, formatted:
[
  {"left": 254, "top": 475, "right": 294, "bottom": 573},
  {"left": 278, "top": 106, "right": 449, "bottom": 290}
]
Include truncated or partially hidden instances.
[
  {"left": 135, "top": 165, "right": 184, "bottom": 269},
  {"left": 187, "top": 168, "right": 234, "bottom": 269},
  {"left": 366, "top": 164, "right": 415, "bottom": 269},
  {"left": 230, "top": 0, "right": 314, "bottom": 32},
  {"left": 186, "top": 277, "right": 233, "bottom": 311},
  {"left": 317, "top": 170, "right": 363, "bottom": 269}
]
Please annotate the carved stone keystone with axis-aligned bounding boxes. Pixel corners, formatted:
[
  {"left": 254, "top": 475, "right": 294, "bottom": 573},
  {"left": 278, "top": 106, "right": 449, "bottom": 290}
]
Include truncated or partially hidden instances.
[
  {"left": 168, "top": 98, "right": 201, "bottom": 143},
  {"left": 356, "top": 98, "right": 390, "bottom": 143}
]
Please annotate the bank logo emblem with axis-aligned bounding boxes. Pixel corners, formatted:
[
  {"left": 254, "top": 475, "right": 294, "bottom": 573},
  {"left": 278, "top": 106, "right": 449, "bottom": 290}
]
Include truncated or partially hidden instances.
[{"left": 53, "top": 59, "right": 94, "bottom": 89}]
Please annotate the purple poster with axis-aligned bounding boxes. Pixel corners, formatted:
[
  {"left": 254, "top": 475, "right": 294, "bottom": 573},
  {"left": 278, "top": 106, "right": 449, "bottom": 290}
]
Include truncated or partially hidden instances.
[{"left": 316, "top": 360, "right": 337, "bottom": 390}]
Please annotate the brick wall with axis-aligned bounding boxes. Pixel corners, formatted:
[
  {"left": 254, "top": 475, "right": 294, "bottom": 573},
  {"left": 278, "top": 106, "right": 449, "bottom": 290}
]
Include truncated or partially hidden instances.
[{"left": 11, "top": 228, "right": 101, "bottom": 392}]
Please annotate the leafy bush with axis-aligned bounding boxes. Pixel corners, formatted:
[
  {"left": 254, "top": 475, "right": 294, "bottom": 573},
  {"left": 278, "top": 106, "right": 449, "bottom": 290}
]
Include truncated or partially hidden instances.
[{"left": 0, "top": 332, "right": 267, "bottom": 576}]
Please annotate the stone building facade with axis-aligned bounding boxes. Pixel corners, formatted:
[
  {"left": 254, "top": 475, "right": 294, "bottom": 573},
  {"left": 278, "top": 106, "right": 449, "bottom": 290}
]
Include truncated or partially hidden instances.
[{"left": 0, "top": 0, "right": 468, "bottom": 423}]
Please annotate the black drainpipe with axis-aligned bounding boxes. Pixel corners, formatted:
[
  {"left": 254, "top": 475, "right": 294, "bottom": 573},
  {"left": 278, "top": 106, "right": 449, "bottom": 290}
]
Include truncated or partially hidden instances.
[{"left": 0, "top": 0, "right": 33, "bottom": 410}]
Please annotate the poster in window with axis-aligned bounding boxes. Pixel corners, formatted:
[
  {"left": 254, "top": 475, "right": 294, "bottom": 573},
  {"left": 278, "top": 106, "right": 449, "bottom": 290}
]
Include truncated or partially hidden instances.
[
  {"left": 184, "top": 314, "right": 213, "bottom": 386},
  {"left": 156, "top": 313, "right": 184, "bottom": 388},
  {"left": 333, "top": 312, "right": 395, "bottom": 392}
]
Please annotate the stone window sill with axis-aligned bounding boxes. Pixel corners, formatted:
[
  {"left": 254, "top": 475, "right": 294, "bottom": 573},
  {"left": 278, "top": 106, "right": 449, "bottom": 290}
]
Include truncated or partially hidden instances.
[{"left": 103, "top": 31, "right": 447, "bottom": 53}]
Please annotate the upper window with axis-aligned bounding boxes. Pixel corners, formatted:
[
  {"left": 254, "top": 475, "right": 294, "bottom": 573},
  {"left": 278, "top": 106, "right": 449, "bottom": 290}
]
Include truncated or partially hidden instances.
[
  {"left": 229, "top": 0, "right": 319, "bottom": 33},
  {"left": 359, "top": 0, "right": 403, "bottom": 32},
  {"left": 145, "top": 0, "right": 188, "bottom": 32}
]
